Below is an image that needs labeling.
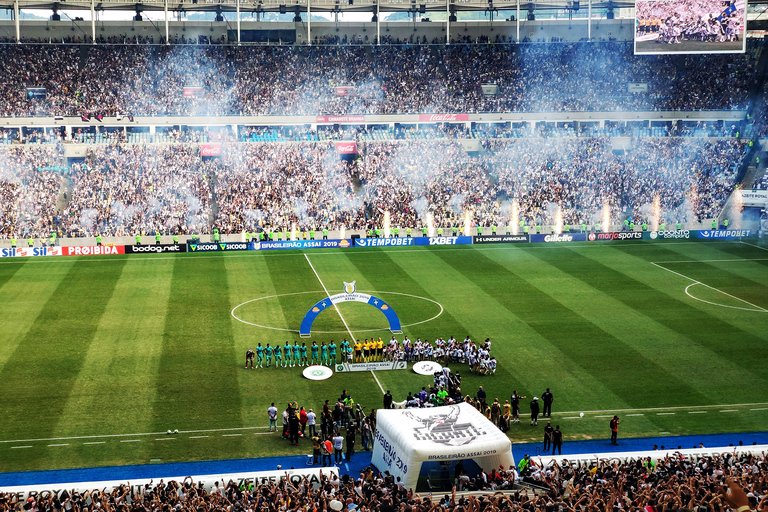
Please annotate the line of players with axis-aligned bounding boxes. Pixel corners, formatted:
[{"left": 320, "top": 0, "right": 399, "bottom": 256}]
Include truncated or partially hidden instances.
[
  {"left": 637, "top": 13, "right": 741, "bottom": 44},
  {"left": 244, "top": 336, "right": 496, "bottom": 373}
]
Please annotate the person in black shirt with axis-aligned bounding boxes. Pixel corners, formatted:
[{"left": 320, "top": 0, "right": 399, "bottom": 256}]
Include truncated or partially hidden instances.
[
  {"left": 530, "top": 397, "right": 540, "bottom": 426},
  {"left": 552, "top": 425, "right": 563, "bottom": 455},
  {"left": 383, "top": 390, "right": 393, "bottom": 409},
  {"left": 511, "top": 390, "right": 526, "bottom": 424},
  {"left": 542, "top": 388, "right": 554, "bottom": 417},
  {"left": 543, "top": 421, "right": 554, "bottom": 451}
]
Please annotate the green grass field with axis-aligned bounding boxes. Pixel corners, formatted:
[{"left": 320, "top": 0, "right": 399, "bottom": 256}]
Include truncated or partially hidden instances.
[{"left": 1, "top": 239, "right": 768, "bottom": 473}]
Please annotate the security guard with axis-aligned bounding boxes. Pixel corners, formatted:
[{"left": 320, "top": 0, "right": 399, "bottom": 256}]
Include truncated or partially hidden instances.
[
  {"left": 213, "top": 228, "right": 220, "bottom": 242},
  {"left": 437, "top": 227, "right": 443, "bottom": 236},
  {"left": 422, "top": 226, "right": 428, "bottom": 237},
  {"left": 309, "top": 229, "right": 315, "bottom": 240},
  {"left": 173, "top": 234, "right": 179, "bottom": 245},
  {"left": 245, "top": 231, "right": 251, "bottom": 243},
  {"left": 406, "top": 227, "right": 412, "bottom": 237},
  {"left": 393, "top": 226, "right": 400, "bottom": 238},
  {"left": 27, "top": 236, "right": 34, "bottom": 247},
  {"left": 452, "top": 226, "right": 458, "bottom": 237},
  {"left": 136, "top": 234, "right": 142, "bottom": 245},
  {"left": 96, "top": 234, "right": 102, "bottom": 246},
  {"left": 11, "top": 236, "right": 16, "bottom": 248},
  {"left": 477, "top": 225, "right": 482, "bottom": 236},
  {"left": 676, "top": 221, "right": 682, "bottom": 230},
  {"left": 155, "top": 232, "right": 161, "bottom": 245},
  {"left": 323, "top": 228, "right": 328, "bottom": 240}
]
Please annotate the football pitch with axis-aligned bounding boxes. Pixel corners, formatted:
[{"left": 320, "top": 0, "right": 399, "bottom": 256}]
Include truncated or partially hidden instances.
[{"left": 1, "top": 239, "right": 768, "bottom": 473}]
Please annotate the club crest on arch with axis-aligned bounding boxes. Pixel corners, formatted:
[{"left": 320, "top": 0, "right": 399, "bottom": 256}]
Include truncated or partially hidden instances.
[{"left": 344, "top": 280, "right": 356, "bottom": 294}]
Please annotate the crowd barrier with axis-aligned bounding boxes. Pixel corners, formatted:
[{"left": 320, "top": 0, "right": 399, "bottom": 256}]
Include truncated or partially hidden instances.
[
  {"left": 0, "top": 467, "right": 338, "bottom": 501},
  {"left": 0, "top": 230, "right": 756, "bottom": 258}
]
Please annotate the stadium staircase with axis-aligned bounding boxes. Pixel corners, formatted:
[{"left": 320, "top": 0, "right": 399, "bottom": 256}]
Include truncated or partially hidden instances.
[
  {"left": 431, "top": 47, "right": 449, "bottom": 80},
  {"left": 78, "top": 45, "right": 89, "bottom": 71}
]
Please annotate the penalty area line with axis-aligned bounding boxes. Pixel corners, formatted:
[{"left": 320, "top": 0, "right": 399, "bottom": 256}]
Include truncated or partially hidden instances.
[
  {"left": 650, "top": 262, "right": 768, "bottom": 313},
  {"left": 303, "top": 254, "right": 386, "bottom": 394}
]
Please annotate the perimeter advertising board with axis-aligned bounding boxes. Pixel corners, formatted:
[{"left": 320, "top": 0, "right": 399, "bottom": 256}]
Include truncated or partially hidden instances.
[
  {"left": 587, "top": 232, "right": 644, "bottom": 241},
  {"left": 354, "top": 238, "right": 415, "bottom": 248},
  {"left": 696, "top": 229, "right": 751, "bottom": 239},
  {"left": 530, "top": 233, "right": 588, "bottom": 243},
  {"left": 256, "top": 239, "right": 352, "bottom": 250},
  {"left": 186, "top": 242, "right": 251, "bottom": 252},
  {"left": 0, "top": 247, "right": 63, "bottom": 257},
  {"left": 64, "top": 245, "right": 125, "bottom": 256},
  {"left": 413, "top": 236, "right": 473, "bottom": 246},
  {"left": 473, "top": 235, "right": 529, "bottom": 244},
  {"left": 125, "top": 244, "right": 187, "bottom": 254}
]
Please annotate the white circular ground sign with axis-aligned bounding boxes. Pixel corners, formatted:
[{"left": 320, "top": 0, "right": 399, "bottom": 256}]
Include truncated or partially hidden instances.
[
  {"left": 412, "top": 361, "right": 443, "bottom": 376},
  {"left": 303, "top": 365, "right": 334, "bottom": 381}
]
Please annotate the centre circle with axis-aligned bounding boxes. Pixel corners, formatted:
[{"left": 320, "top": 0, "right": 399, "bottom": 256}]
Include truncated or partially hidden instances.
[{"left": 231, "top": 290, "right": 444, "bottom": 334}]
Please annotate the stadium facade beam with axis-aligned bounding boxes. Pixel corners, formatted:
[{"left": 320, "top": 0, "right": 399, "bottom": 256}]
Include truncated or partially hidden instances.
[
  {"left": 588, "top": 0, "right": 591, "bottom": 40},
  {"left": 445, "top": 0, "right": 449, "bottom": 44},
  {"left": 376, "top": 0, "right": 380, "bottom": 44},
  {"left": 236, "top": 0, "right": 240, "bottom": 43},
  {"left": 164, "top": 0, "right": 169, "bottom": 43},
  {"left": 308, "top": 0, "right": 311, "bottom": 45},
  {"left": 91, "top": 0, "right": 95, "bottom": 44},
  {"left": 14, "top": 0, "right": 20, "bottom": 42},
  {"left": 516, "top": 0, "right": 519, "bottom": 41}
]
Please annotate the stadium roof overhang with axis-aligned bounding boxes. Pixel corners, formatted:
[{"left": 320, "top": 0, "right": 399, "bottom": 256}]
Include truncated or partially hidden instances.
[{"left": 0, "top": 0, "right": 640, "bottom": 14}]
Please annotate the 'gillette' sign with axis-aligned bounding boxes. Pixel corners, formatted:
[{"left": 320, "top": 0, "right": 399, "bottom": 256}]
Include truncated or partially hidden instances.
[
  {"left": 530, "top": 233, "right": 587, "bottom": 243},
  {"left": 354, "top": 238, "right": 415, "bottom": 247}
]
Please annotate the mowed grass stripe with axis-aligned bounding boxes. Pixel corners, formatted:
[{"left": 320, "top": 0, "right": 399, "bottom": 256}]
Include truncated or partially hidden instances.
[
  {"left": 434, "top": 248, "right": 704, "bottom": 409},
  {"left": 227, "top": 255, "right": 298, "bottom": 429},
  {"left": 152, "top": 255, "right": 244, "bottom": 435},
  {"left": 0, "top": 258, "right": 127, "bottom": 441},
  {"left": 393, "top": 248, "right": 629, "bottom": 414},
  {"left": 568, "top": 245, "right": 768, "bottom": 382},
  {"left": 0, "top": 259, "right": 22, "bottom": 290},
  {"left": 44, "top": 258, "right": 175, "bottom": 467},
  {"left": 0, "top": 261, "right": 74, "bottom": 377},
  {"left": 487, "top": 248, "right": 733, "bottom": 404}
]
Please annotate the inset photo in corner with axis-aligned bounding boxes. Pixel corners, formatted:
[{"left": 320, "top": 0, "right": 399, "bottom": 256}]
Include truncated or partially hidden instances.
[{"left": 634, "top": 0, "right": 746, "bottom": 54}]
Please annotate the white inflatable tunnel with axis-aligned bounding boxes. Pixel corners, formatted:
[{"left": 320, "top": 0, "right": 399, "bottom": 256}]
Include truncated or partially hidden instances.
[{"left": 372, "top": 402, "right": 515, "bottom": 491}]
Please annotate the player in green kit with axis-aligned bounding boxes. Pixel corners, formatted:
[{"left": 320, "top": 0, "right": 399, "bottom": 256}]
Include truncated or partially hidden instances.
[
  {"left": 292, "top": 342, "right": 300, "bottom": 368},
  {"left": 328, "top": 340, "right": 337, "bottom": 365},
  {"left": 274, "top": 342, "right": 282, "bottom": 368},
  {"left": 311, "top": 342, "right": 319, "bottom": 365},
  {"left": 300, "top": 343, "right": 308, "bottom": 366},
  {"left": 256, "top": 343, "right": 264, "bottom": 368},
  {"left": 340, "top": 338, "right": 350, "bottom": 358},
  {"left": 282, "top": 342, "right": 291, "bottom": 368},
  {"left": 265, "top": 344, "right": 273, "bottom": 367},
  {"left": 320, "top": 342, "right": 329, "bottom": 366}
]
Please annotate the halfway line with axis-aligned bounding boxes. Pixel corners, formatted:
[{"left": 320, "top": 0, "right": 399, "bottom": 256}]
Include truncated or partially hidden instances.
[{"left": 303, "top": 254, "right": 386, "bottom": 394}]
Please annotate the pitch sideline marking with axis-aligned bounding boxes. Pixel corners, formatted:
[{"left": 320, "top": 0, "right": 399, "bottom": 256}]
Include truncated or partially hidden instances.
[
  {"left": 2, "top": 402, "right": 767, "bottom": 446},
  {"left": 303, "top": 254, "right": 385, "bottom": 394},
  {"left": 0, "top": 241, "right": 749, "bottom": 266},
  {"left": 650, "top": 262, "right": 768, "bottom": 313},
  {"left": 741, "top": 241, "right": 768, "bottom": 253}
]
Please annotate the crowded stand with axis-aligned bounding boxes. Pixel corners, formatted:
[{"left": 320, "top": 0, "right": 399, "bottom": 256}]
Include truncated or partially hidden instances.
[
  {"left": 0, "top": 135, "right": 749, "bottom": 238},
  {"left": 0, "top": 41, "right": 760, "bottom": 118},
  {"left": 0, "top": 146, "right": 62, "bottom": 238},
  {"left": 59, "top": 144, "right": 212, "bottom": 236}
]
